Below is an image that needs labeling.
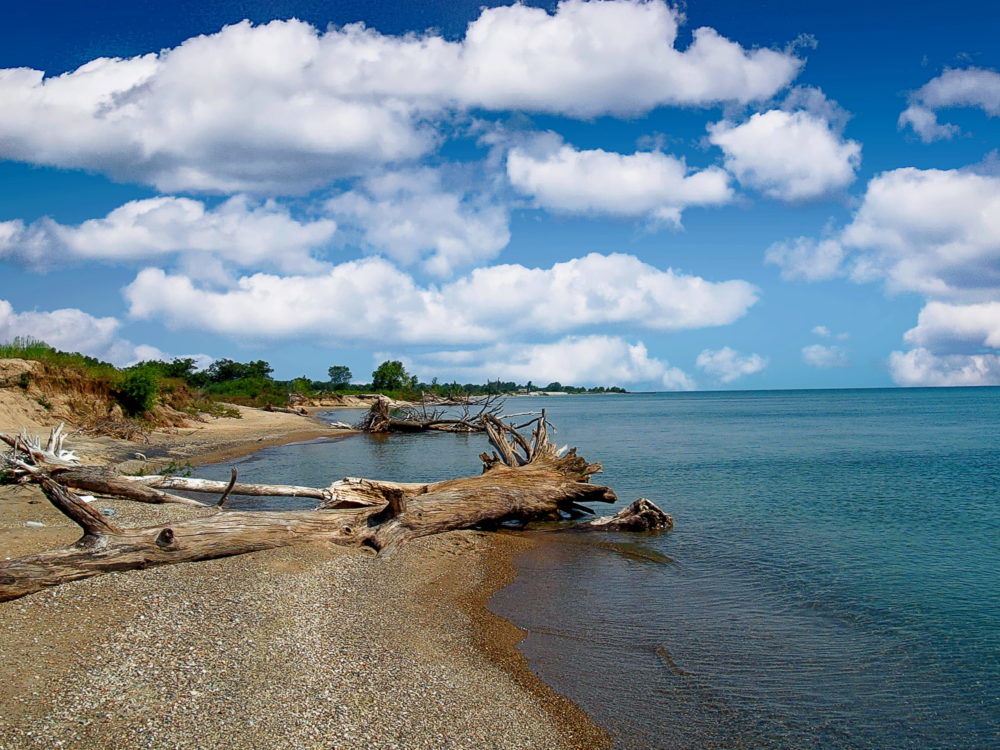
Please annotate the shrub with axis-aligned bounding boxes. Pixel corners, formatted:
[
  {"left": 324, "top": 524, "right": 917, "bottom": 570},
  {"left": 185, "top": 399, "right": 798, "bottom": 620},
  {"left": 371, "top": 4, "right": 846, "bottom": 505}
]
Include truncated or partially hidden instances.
[{"left": 115, "top": 370, "right": 159, "bottom": 416}]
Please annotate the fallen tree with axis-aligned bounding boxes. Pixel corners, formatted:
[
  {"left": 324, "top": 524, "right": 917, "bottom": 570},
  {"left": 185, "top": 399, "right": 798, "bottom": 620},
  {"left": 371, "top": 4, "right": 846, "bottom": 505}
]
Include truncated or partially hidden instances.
[
  {"left": 357, "top": 394, "right": 523, "bottom": 433},
  {"left": 0, "top": 414, "right": 672, "bottom": 602}
]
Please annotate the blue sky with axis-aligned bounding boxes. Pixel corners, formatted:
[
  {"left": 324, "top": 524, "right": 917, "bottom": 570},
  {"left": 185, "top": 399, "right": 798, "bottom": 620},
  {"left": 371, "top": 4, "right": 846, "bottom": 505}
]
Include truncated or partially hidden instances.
[{"left": 0, "top": 0, "right": 998, "bottom": 389}]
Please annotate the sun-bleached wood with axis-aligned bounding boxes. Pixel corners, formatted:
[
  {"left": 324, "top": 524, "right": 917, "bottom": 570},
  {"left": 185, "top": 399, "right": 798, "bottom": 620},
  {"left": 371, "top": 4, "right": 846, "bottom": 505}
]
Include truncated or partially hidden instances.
[{"left": 0, "top": 413, "right": 671, "bottom": 602}]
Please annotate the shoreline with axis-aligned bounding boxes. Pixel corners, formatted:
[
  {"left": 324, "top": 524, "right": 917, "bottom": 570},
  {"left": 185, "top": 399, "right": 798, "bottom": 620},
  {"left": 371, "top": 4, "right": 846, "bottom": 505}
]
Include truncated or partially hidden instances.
[{"left": 0, "top": 408, "right": 608, "bottom": 749}]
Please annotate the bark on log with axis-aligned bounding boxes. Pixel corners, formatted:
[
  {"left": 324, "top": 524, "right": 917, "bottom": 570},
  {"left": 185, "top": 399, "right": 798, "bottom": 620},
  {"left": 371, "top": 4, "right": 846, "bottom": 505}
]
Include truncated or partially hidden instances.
[{"left": 0, "top": 412, "right": 671, "bottom": 602}]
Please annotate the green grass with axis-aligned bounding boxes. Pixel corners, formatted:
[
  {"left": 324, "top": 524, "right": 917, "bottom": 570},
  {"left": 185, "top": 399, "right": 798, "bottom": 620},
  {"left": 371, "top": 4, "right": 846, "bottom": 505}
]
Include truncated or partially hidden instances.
[{"left": 0, "top": 337, "right": 118, "bottom": 380}]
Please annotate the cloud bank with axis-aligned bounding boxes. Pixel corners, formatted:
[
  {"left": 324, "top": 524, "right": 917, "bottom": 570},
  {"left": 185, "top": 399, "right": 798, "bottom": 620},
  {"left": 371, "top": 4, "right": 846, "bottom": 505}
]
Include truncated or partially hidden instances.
[
  {"left": 124, "top": 253, "right": 759, "bottom": 345},
  {"left": 0, "top": 1, "right": 801, "bottom": 194},
  {"left": 0, "top": 196, "right": 336, "bottom": 275},
  {"left": 766, "top": 167, "right": 1000, "bottom": 385}
]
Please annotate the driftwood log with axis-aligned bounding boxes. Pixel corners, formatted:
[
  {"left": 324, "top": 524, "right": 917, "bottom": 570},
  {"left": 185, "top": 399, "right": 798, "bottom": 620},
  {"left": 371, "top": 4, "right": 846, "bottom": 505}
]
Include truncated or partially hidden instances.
[
  {"left": 0, "top": 414, "right": 671, "bottom": 602},
  {"left": 358, "top": 394, "right": 517, "bottom": 433}
]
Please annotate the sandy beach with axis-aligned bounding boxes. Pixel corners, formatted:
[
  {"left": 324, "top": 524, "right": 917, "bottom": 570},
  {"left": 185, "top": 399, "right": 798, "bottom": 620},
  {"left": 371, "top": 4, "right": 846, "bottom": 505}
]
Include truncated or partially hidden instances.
[{"left": 0, "top": 408, "right": 607, "bottom": 749}]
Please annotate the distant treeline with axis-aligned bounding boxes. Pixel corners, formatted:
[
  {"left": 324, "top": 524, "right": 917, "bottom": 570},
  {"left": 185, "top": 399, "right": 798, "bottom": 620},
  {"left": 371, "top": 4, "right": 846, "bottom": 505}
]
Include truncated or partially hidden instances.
[{"left": 1, "top": 338, "right": 627, "bottom": 415}]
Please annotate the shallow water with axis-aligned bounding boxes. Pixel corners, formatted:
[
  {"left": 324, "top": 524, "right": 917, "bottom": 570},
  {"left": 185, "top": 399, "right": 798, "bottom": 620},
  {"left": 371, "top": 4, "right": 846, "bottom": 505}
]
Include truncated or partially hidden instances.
[{"left": 194, "top": 389, "right": 1000, "bottom": 749}]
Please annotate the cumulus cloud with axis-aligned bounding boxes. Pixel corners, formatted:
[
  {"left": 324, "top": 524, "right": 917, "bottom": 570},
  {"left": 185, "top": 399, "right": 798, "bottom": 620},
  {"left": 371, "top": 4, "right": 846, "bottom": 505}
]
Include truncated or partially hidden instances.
[
  {"left": 0, "top": 196, "right": 336, "bottom": 275},
  {"left": 124, "top": 253, "right": 759, "bottom": 344},
  {"left": 506, "top": 138, "right": 732, "bottom": 224},
  {"left": 0, "top": 2, "right": 801, "bottom": 193},
  {"left": 801, "top": 344, "right": 848, "bottom": 368},
  {"left": 0, "top": 299, "right": 210, "bottom": 367},
  {"left": 708, "top": 109, "right": 861, "bottom": 200},
  {"left": 839, "top": 168, "right": 1000, "bottom": 300},
  {"left": 326, "top": 169, "right": 509, "bottom": 277},
  {"left": 458, "top": 1, "right": 800, "bottom": 116},
  {"left": 902, "top": 301, "right": 1000, "bottom": 352},
  {"left": 767, "top": 168, "right": 1000, "bottom": 299},
  {"left": 899, "top": 67, "right": 1000, "bottom": 142},
  {"left": 695, "top": 346, "right": 767, "bottom": 383},
  {"left": 407, "top": 336, "right": 695, "bottom": 390},
  {"left": 768, "top": 166, "right": 1000, "bottom": 386},
  {"left": 888, "top": 348, "right": 1000, "bottom": 387}
]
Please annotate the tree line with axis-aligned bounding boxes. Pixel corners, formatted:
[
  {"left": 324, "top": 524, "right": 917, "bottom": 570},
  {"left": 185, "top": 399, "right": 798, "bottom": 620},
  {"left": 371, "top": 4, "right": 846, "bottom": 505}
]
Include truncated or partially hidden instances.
[{"left": 1, "top": 337, "right": 627, "bottom": 417}]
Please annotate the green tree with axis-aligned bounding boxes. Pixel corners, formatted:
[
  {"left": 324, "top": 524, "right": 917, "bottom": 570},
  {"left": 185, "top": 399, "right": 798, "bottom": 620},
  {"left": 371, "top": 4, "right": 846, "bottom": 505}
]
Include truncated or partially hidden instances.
[
  {"left": 206, "top": 358, "right": 274, "bottom": 383},
  {"left": 371, "top": 360, "right": 410, "bottom": 391},
  {"left": 327, "top": 365, "right": 352, "bottom": 390}
]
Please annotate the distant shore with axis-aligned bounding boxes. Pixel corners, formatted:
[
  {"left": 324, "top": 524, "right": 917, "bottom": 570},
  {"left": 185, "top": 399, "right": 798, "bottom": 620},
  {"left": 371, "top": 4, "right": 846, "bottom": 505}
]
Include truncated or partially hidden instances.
[{"left": 0, "top": 406, "right": 607, "bottom": 749}]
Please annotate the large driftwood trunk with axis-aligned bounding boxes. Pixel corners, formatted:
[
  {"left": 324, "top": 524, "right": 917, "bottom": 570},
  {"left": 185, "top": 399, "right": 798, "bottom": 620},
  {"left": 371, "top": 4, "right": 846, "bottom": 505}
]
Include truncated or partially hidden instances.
[{"left": 0, "top": 415, "right": 671, "bottom": 602}]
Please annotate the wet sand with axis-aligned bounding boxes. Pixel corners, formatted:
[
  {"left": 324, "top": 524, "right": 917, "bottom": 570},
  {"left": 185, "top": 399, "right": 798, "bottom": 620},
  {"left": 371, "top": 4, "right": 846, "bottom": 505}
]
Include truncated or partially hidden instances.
[{"left": 0, "top": 410, "right": 608, "bottom": 749}]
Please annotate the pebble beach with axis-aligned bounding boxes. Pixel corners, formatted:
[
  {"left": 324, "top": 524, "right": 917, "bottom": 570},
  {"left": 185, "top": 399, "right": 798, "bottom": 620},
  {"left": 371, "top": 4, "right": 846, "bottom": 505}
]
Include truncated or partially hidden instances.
[{"left": 0, "top": 410, "right": 607, "bottom": 750}]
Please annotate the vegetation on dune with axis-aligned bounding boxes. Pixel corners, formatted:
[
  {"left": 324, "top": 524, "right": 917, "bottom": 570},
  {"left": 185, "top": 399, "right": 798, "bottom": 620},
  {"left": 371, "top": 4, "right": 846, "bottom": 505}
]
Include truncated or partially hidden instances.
[{"left": 0, "top": 337, "right": 630, "bottom": 429}]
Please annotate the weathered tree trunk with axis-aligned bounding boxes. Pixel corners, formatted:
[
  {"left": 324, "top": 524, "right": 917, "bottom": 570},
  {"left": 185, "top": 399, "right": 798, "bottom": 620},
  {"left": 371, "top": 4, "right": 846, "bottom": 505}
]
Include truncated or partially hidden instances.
[
  {"left": 62, "top": 472, "right": 400, "bottom": 509},
  {"left": 0, "top": 413, "right": 671, "bottom": 602}
]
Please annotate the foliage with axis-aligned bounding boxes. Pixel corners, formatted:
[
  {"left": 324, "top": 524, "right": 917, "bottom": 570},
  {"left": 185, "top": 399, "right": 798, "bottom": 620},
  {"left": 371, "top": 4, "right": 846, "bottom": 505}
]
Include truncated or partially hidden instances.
[
  {"left": 114, "top": 369, "right": 159, "bottom": 416},
  {"left": 157, "top": 460, "right": 193, "bottom": 477},
  {"left": 327, "top": 365, "right": 352, "bottom": 390},
  {"left": 128, "top": 357, "right": 199, "bottom": 381},
  {"left": 204, "top": 377, "right": 286, "bottom": 407},
  {"left": 0, "top": 336, "right": 117, "bottom": 379},
  {"left": 371, "top": 360, "right": 415, "bottom": 391},
  {"left": 204, "top": 358, "right": 273, "bottom": 384}
]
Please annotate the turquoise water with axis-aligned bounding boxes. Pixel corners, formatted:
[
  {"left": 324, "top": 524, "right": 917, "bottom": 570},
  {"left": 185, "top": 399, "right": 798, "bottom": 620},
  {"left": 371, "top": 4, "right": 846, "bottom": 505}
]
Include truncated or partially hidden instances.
[{"left": 194, "top": 388, "right": 1000, "bottom": 749}]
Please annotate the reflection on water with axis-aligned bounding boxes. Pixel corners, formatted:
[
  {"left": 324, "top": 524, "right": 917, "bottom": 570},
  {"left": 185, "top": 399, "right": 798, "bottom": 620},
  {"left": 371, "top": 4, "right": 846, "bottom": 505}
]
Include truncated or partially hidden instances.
[{"left": 195, "top": 390, "right": 1000, "bottom": 749}]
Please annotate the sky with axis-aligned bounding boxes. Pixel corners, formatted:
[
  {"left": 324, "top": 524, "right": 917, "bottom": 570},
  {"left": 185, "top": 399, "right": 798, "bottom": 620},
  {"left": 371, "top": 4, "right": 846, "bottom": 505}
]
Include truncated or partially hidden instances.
[{"left": 0, "top": 0, "right": 998, "bottom": 390}]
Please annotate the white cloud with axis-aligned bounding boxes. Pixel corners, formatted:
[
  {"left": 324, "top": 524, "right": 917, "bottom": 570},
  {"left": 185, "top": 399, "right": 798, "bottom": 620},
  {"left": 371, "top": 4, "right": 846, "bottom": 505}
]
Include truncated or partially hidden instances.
[
  {"left": 459, "top": 1, "right": 800, "bottom": 117},
  {"left": 124, "top": 253, "right": 759, "bottom": 344},
  {"left": 812, "top": 325, "right": 848, "bottom": 340},
  {"left": 409, "top": 336, "right": 695, "bottom": 390},
  {"left": 695, "top": 346, "right": 767, "bottom": 383},
  {"left": 899, "top": 67, "right": 1000, "bottom": 142},
  {"left": 801, "top": 344, "right": 848, "bottom": 369},
  {"left": 0, "top": 299, "right": 209, "bottom": 367},
  {"left": 902, "top": 301, "right": 1000, "bottom": 352},
  {"left": 506, "top": 139, "right": 732, "bottom": 224},
  {"left": 764, "top": 237, "right": 846, "bottom": 281},
  {"left": 0, "top": 196, "right": 335, "bottom": 275},
  {"left": 767, "top": 168, "right": 1000, "bottom": 299},
  {"left": 0, "top": 2, "right": 801, "bottom": 193},
  {"left": 888, "top": 348, "right": 1000, "bottom": 387},
  {"left": 708, "top": 109, "right": 861, "bottom": 200},
  {"left": 326, "top": 169, "right": 509, "bottom": 277},
  {"left": 839, "top": 168, "right": 1000, "bottom": 300},
  {"left": 769, "top": 166, "right": 1000, "bottom": 387}
]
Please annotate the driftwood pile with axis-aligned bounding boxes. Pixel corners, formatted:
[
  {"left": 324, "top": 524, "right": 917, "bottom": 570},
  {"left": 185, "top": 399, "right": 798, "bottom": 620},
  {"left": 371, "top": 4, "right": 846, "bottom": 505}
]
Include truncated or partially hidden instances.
[
  {"left": 357, "top": 394, "right": 520, "bottom": 433},
  {"left": 0, "top": 415, "right": 672, "bottom": 602}
]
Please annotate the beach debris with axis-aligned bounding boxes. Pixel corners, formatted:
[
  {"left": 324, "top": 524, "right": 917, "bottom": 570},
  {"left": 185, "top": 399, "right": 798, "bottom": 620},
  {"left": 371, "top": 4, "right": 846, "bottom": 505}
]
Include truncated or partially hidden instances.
[
  {"left": 0, "top": 410, "right": 672, "bottom": 603},
  {"left": 356, "top": 393, "right": 527, "bottom": 434},
  {"left": 0, "top": 423, "right": 80, "bottom": 467},
  {"left": 23, "top": 521, "right": 45, "bottom": 528}
]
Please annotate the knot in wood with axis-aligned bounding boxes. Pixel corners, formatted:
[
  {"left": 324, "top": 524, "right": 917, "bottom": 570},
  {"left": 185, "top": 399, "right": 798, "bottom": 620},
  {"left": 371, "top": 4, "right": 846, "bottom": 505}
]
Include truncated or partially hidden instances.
[{"left": 155, "top": 528, "right": 176, "bottom": 548}]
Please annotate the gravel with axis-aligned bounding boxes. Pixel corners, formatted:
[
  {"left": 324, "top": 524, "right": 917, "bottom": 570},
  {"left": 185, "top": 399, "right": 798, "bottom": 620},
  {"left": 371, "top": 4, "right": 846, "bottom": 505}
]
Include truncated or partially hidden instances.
[{"left": 0, "top": 531, "right": 599, "bottom": 750}]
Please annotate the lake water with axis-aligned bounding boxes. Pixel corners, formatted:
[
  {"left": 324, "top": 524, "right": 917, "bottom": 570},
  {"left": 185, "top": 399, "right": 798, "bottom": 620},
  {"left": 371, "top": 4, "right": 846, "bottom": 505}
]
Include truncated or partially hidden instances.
[{"left": 193, "top": 388, "right": 1000, "bottom": 749}]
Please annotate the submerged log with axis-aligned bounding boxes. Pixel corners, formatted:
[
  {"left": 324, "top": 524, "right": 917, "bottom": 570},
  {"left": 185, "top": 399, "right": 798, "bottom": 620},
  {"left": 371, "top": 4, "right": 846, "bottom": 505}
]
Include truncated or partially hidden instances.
[{"left": 0, "top": 412, "right": 671, "bottom": 602}]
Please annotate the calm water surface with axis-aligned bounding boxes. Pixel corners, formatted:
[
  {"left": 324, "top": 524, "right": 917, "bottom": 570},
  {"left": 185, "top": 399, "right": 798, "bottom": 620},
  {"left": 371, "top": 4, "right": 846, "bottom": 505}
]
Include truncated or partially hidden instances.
[{"left": 194, "top": 388, "right": 1000, "bottom": 749}]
